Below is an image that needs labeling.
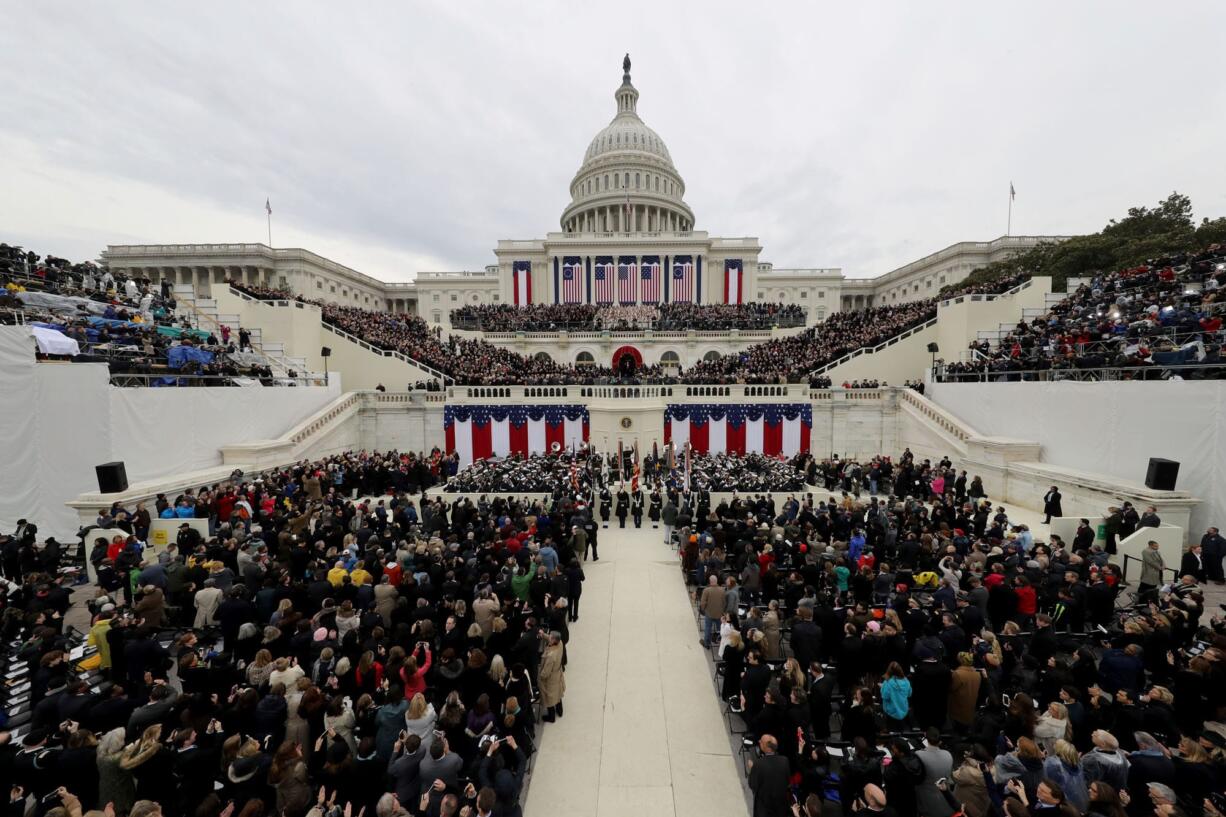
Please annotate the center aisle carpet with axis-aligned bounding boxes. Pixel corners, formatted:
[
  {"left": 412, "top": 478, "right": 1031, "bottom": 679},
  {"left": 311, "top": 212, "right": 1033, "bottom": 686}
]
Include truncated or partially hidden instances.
[{"left": 523, "top": 526, "right": 749, "bottom": 817}]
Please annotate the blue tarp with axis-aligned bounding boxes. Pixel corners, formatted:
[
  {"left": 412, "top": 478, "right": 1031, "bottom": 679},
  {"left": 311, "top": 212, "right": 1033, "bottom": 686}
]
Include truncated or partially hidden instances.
[{"left": 166, "top": 345, "right": 215, "bottom": 370}]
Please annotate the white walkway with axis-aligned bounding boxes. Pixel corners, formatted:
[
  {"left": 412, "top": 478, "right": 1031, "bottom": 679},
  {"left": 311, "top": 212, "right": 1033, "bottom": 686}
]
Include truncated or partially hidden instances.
[{"left": 524, "top": 525, "right": 748, "bottom": 817}]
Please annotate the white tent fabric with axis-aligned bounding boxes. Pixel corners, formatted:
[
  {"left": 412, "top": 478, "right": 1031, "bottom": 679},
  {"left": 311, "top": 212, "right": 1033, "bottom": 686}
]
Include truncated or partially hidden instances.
[
  {"left": 931, "top": 380, "right": 1225, "bottom": 532},
  {"left": 0, "top": 322, "right": 341, "bottom": 540}
]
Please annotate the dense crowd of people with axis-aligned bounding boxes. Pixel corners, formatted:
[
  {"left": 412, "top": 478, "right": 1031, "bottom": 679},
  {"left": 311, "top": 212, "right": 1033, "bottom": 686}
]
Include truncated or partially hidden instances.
[
  {"left": 679, "top": 453, "right": 810, "bottom": 493},
  {"left": 442, "top": 453, "right": 595, "bottom": 495},
  {"left": 448, "top": 302, "right": 805, "bottom": 333},
  {"left": 942, "top": 247, "right": 1226, "bottom": 382},
  {"left": 230, "top": 272, "right": 1030, "bottom": 386},
  {"left": 3, "top": 432, "right": 1225, "bottom": 817},
  {"left": 1, "top": 246, "right": 294, "bottom": 386},
  {"left": 668, "top": 448, "right": 1226, "bottom": 817},
  {"left": 3, "top": 448, "right": 610, "bottom": 817}
]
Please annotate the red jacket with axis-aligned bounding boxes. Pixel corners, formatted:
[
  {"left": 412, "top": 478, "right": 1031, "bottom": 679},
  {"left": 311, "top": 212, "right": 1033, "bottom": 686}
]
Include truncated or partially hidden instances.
[
  {"left": 1014, "top": 585, "right": 1037, "bottom": 615},
  {"left": 383, "top": 563, "right": 402, "bottom": 587},
  {"left": 400, "top": 646, "right": 432, "bottom": 699}
]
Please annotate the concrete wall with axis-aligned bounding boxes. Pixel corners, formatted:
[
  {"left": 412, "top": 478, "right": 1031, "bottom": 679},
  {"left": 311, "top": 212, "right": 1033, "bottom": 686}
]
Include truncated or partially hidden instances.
[
  {"left": 821, "top": 322, "right": 938, "bottom": 386},
  {"left": 935, "top": 277, "right": 1053, "bottom": 360},
  {"left": 929, "top": 380, "right": 1222, "bottom": 533},
  {"left": 212, "top": 288, "right": 442, "bottom": 391}
]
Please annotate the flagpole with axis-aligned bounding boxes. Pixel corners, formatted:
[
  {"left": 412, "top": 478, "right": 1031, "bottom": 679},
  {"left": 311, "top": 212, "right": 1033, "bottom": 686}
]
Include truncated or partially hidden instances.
[{"left": 1007, "top": 182, "right": 1013, "bottom": 237}]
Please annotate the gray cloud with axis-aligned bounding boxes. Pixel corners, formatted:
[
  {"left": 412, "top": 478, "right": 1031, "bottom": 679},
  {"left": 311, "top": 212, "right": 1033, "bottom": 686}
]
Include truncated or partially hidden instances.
[{"left": 2, "top": 2, "right": 1224, "bottom": 282}]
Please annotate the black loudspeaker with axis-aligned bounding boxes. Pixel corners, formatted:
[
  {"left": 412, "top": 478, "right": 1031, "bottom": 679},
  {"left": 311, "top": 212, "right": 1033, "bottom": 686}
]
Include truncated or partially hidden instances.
[
  {"left": 1144, "top": 458, "right": 1179, "bottom": 491},
  {"left": 95, "top": 461, "right": 129, "bottom": 494},
  {"left": 926, "top": 342, "right": 939, "bottom": 353},
  {"left": 320, "top": 346, "right": 332, "bottom": 358}
]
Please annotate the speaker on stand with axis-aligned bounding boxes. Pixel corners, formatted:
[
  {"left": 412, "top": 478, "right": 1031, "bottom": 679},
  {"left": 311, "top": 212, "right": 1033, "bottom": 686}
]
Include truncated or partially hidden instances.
[
  {"left": 95, "top": 461, "right": 129, "bottom": 494},
  {"left": 1144, "top": 458, "right": 1179, "bottom": 491}
]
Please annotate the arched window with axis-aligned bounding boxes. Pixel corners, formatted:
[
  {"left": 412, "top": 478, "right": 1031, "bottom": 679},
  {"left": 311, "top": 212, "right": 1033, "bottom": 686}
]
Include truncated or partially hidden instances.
[
  {"left": 659, "top": 351, "right": 681, "bottom": 370},
  {"left": 575, "top": 351, "right": 595, "bottom": 367},
  {"left": 635, "top": 173, "right": 640, "bottom": 188},
  {"left": 604, "top": 174, "right": 609, "bottom": 189},
  {"left": 624, "top": 172, "right": 629, "bottom": 188},
  {"left": 703, "top": 350, "right": 721, "bottom": 362},
  {"left": 534, "top": 351, "right": 552, "bottom": 362},
  {"left": 655, "top": 177, "right": 660, "bottom": 192}
]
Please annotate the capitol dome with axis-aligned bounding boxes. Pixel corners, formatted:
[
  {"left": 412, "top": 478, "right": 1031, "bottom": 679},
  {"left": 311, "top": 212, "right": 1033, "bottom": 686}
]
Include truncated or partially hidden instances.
[{"left": 560, "top": 56, "right": 694, "bottom": 235}]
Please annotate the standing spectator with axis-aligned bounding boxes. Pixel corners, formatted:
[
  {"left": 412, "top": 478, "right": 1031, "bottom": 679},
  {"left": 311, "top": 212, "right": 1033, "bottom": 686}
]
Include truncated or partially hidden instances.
[
  {"left": 1138, "top": 540, "right": 1165, "bottom": 602},
  {"left": 747, "top": 734, "right": 791, "bottom": 817},
  {"left": 1200, "top": 526, "right": 1225, "bottom": 585},
  {"left": 1043, "top": 486, "right": 1063, "bottom": 523},
  {"left": 539, "top": 631, "right": 566, "bottom": 722}
]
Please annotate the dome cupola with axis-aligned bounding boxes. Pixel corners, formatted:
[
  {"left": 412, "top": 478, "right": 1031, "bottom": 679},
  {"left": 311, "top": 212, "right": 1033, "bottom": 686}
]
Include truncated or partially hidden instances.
[{"left": 560, "top": 55, "right": 694, "bottom": 234}]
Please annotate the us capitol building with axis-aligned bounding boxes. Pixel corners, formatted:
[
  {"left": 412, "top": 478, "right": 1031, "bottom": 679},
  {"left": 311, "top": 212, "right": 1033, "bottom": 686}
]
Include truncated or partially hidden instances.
[{"left": 102, "top": 57, "right": 1059, "bottom": 342}]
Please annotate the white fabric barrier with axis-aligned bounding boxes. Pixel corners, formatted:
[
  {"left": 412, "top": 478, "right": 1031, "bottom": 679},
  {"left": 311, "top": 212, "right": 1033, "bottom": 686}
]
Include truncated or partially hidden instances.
[
  {"left": 930, "top": 381, "right": 1225, "bottom": 533},
  {"left": 0, "top": 322, "right": 341, "bottom": 540},
  {"left": 108, "top": 381, "right": 338, "bottom": 482}
]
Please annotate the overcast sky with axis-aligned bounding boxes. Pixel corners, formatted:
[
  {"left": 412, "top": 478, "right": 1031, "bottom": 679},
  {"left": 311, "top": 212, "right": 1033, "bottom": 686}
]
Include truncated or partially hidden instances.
[{"left": 3, "top": 2, "right": 1225, "bottom": 282}]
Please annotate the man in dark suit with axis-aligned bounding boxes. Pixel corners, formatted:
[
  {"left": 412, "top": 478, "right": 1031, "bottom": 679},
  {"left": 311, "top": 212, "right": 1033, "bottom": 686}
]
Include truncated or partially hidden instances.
[
  {"left": 1043, "top": 486, "right": 1063, "bottom": 524},
  {"left": 747, "top": 734, "right": 791, "bottom": 817},
  {"left": 807, "top": 662, "right": 836, "bottom": 739},
  {"left": 1201, "top": 526, "right": 1226, "bottom": 584}
]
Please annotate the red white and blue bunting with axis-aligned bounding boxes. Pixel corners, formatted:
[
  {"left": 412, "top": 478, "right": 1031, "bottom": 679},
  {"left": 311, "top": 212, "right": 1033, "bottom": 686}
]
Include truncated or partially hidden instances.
[
  {"left": 663, "top": 403, "right": 812, "bottom": 456},
  {"left": 444, "top": 405, "right": 590, "bottom": 466}
]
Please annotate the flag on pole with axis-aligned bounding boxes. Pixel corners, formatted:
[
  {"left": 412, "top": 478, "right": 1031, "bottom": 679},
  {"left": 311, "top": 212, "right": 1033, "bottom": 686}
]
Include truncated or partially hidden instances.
[
  {"left": 265, "top": 198, "right": 272, "bottom": 215},
  {"left": 684, "top": 442, "right": 692, "bottom": 492},
  {"left": 617, "top": 440, "right": 625, "bottom": 484},
  {"left": 1010, "top": 182, "right": 1016, "bottom": 201}
]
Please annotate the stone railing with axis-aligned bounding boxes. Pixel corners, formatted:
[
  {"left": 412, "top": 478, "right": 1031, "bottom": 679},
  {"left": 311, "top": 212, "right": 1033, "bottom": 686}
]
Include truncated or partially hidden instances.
[
  {"left": 897, "top": 386, "right": 978, "bottom": 444},
  {"left": 447, "top": 382, "right": 829, "bottom": 403},
  {"left": 809, "top": 317, "right": 939, "bottom": 376},
  {"left": 937, "top": 277, "right": 1033, "bottom": 308},
  {"left": 320, "top": 322, "right": 450, "bottom": 383},
  {"left": 475, "top": 328, "right": 784, "bottom": 341}
]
